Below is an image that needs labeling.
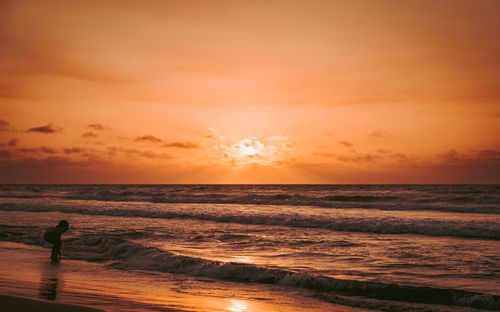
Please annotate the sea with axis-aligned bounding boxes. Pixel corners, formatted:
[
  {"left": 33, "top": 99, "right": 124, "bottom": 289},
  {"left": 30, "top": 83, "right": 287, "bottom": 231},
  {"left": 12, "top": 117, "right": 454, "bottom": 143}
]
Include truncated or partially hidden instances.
[{"left": 0, "top": 184, "right": 499, "bottom": 311}]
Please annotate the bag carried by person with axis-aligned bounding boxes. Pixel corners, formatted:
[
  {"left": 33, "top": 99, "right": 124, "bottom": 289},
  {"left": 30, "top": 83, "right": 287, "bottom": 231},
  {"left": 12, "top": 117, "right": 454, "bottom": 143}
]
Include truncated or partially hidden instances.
[{"left": 43, "top": 227, "right": 58, "bottom": 244}]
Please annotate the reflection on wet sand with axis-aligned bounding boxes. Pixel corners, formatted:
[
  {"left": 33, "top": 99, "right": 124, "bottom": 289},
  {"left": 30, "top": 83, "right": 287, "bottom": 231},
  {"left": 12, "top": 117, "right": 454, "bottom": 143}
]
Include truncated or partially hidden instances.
[
  {"left": 39, "top": 263, "right": 60, "bottom": 301},
  {"left": 228, "top": 299, "right": 248, "bottom": 312}
]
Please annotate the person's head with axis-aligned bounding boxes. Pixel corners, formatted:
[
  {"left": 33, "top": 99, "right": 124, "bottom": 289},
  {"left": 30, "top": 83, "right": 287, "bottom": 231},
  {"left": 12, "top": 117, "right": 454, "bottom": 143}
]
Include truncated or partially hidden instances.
[{"left": 57, "top": 220, "right": 69, "bottom": 232}]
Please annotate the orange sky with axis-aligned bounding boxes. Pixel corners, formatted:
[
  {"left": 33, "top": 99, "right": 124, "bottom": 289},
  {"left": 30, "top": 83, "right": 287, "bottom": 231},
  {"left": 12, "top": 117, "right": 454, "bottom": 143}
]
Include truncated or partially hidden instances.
[{"left": 0, "top": 0, "right": 499, "bottom": 183}]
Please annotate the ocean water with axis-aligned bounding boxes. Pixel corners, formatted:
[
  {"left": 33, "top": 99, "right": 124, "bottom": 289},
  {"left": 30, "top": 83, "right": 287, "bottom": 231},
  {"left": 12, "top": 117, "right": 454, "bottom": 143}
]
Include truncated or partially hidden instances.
[{"left": 0, "top": 184, "right": 499, "bottom": 311}]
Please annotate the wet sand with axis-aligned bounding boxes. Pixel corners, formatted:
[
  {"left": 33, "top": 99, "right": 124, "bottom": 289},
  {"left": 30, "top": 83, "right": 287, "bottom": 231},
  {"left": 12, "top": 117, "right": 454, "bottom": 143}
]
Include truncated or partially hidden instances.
[
  {"left": 0, "top": 241, "right": 374, "bottom": 311},
  {"left": 0, "top": 294, "right": 103, "bottom": 312}
]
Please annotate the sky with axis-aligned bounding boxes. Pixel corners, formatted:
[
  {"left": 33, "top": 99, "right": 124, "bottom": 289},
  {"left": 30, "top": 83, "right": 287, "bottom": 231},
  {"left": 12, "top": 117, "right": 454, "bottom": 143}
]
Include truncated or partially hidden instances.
[{"left": 0, "top": 0, "right": 499, "bottom": 183}]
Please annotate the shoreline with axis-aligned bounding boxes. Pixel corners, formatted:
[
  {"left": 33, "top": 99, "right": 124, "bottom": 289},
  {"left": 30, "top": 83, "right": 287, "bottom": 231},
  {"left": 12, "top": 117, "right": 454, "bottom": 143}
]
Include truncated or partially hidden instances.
[{"left": 0, "top": 241, "right": 372, "bottom": 312}]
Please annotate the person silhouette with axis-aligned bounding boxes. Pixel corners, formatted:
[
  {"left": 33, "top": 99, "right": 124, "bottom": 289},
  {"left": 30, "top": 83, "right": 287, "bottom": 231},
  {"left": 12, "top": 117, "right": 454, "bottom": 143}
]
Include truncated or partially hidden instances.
[{"left": 43, "top": 220, "right": 69, "bottom": 262}]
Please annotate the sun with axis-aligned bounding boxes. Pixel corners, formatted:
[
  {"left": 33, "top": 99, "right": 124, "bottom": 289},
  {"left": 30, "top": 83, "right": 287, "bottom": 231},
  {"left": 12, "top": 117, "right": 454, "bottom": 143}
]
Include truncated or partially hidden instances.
[
  {"left": 227, "top": 137, "right": 271, "bottom": 165},
  {"left": 242, "top": 146, "right": 255, "bottom": 156},
  {"left": 207, "top": 130, "right": 291, "bottom": 166}
]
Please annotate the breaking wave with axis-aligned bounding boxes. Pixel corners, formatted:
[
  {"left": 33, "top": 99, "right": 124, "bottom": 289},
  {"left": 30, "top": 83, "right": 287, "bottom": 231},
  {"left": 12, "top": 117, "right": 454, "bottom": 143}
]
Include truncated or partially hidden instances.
[
  {"left": 1, "top": 184, "right": 499, "bottom": 214},
  {"left": 22, "top": 233, "right": 500, "bottom": 311},
  {"left": 0, "top": 202, "right": 498, "bottom": 240}
]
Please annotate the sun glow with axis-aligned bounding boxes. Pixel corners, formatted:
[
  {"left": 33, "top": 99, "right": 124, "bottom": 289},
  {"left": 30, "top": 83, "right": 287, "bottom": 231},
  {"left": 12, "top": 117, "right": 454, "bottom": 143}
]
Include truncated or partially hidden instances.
[
  {"left": 227, "top": 138, "right": 270, "bottom": 165},
  {"left": 233, "top": 255, "right": 254, "bottom": 263},
  {"left": 207, "top": 130, "right": 292, "bottom": 167},
  {"left": 228, "top": 299, "right": 248, "bottom": 312},
  {"left": 242, "top": 145, "right": 255, "bottom": 156}
]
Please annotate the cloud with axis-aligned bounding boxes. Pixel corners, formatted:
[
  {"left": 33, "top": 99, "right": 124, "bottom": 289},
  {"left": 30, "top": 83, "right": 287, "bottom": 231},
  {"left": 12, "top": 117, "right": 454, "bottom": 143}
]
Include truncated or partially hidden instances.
[
  {"left": 206, "top": 129, "right": 222, "bottom": 139},
  {"left": 337, "top": 153, "right": 381, "bottom": 163},
  {"left": 39, "top": 146, "right": 57, "bottom": 154},
  {"left": 137, "top": 150, "right": 171, "bottom": 159},
  {"left": 368, "top": 130, "right": 388, "bottom": 138},
  {"left": 0, "top": 120, "right": 9, "bottom": 131},
  {"left": 0, "top": 156, "right": 192, "bottom": 184},
  {"left": 136, "top": 135, "right": 162, "bottom": 143},
  {"left": 313, "top": 151, "right": 336, "bottom": 158},
  {"left": 0, "top": 150, "right": 11, "bottom": 158},
  {"left": 1, "top": 138, "right": 18, "bottom": 147},
  {"left": 27, "top": 124, "right": 61, "bottom": 134},
  {"left": 81, "top": 132, "right": 98, "bottom": 138},
  {"left": 339, "top": 140, "right": 354, "bottom": 148},
  {"left": 438, "top": 149, "right": 464, "bottom": 164},
  {"left": 389, "top": 152, "right": 410, "bottom": 162},
  {"left": 162, "top": 142, "right": 200, "bottom": 149},
  {"left": 0, "top": 156, "right": 109, "bottom": 183},
  {"left": 17, "top": 146, "right": 57, "bottom": 154},
  {"left": 489, "top": 112, "right": 500, "bottom": 118},
  {"left": 64, "top": 147, "right": 85, "bottom": 154},
  {"left": 316, "top": 148, "right": 415, "bottom": 166},
  {"left": 477, "top": 150, "right": 500, "bottom": 160},
  {"left": 438, "top": 149, "right": 500, "bottom": 166},
  {"left": 88, "top": 123, "right": 107, "bottom": 130},
  {"left": 207, "top": 130, "right": 291, "bottom": 166},
  {"left": 17, "top": 148, "right": 37, "bottom": 153},
  {"left": 106, "top": 146, "right": 170, "bottom": 159}
]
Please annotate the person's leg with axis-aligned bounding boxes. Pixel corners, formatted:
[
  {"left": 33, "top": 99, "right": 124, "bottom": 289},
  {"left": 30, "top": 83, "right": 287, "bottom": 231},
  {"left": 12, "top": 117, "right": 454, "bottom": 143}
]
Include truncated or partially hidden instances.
[{"left": 51, "top": 240, "right": 61, "bottom": 260}]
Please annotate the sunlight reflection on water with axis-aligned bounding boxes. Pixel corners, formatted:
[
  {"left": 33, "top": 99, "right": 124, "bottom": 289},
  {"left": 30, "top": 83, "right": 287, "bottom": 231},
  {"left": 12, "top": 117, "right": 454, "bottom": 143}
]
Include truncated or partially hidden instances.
[
  {"left": 233, "top": 256, "right": 254, "bottom": 263},
  {"left": 228, "top": 299, "right": 248, "bottom": 312}
]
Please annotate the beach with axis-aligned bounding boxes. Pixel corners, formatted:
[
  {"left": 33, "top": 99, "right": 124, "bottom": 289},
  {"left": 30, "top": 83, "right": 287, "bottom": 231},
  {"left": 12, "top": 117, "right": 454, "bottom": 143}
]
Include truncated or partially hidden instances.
[
  {"left": 0, "top": 184, "right": 499, "bottom": 311},
  {"left": 0, "top": 241, "right": 371, "bottom": 311},
  {"left": 0, "top": 294, "right": 103, "bottom": 312},
  {"left": 2, "top": 0, "right": 499, "bottom": 309}
]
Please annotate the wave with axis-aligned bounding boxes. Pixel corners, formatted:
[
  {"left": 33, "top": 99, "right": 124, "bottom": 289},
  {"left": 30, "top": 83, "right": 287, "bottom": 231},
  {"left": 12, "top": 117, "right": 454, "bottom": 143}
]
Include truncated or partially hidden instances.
[
  {"left": 102, "top": 239, "right": 500, "bottom": 310},
  {"left": 322, "top": 195, "right": 399, "bottom": 202},
  {"left": 1, "top": 203, "right": 499, "bottom": 240},
  {"left": 1, "top": 185, "right": 500, "bottom": 214},
  {"left": 1, "top": 225, "right": 499, "bottom": 311},
  {"left": 0, "top": 194, "right": 53, "bottom": 199},
  {"left": 58, "top": 192, "right": 500, "bottom": 214},
  {"left": 27, "top": 234, "right": 500, "bottom": 310}
]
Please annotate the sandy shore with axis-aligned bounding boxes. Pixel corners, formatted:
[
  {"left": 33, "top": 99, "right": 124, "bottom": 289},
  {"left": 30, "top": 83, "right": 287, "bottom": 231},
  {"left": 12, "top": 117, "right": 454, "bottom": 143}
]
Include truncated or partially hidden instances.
[
  {"left": 0, "top": 240, "right": 374, "bottom": 312},
  {"left": 0, "top": 294, "right": 103, "bottom": 312}
]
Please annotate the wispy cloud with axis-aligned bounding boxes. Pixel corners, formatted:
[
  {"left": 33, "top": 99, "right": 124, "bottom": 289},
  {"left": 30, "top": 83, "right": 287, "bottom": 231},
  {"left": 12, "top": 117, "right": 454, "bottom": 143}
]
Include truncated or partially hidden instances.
[
  {"left": 106, "top": 146, "right": 170, "bottom": 159},
  {"left": 0, "top": 120, "right": 9, "bottom": 132},
  {"left": 313, "top": 151, "right": 336, "bottom": 158},
  {"left": 7, "top": 139, "right": 18, "bottom": 146},
  {"left": 27, "top": 124, "right": 61, "bottom": 134},
  {"left": 39, "top": 146, "right": 57, "bottom": 154},
  {"left": 17, "top": 146, "right": 57, "bottom": 154},
  {"left": 81, "top": 132, "right": 98, "bottom": 139},
  {"left": 437, "top": 149, "right": 500, "bottom": 166},
  {"left": 136, "top": 135, "right": 162, "bottom": 143},
  {"left": 0, "top": 150, "right": 11, "bottom": 158},
  {"left": 339, "top": 140, "right": 354, "bottom": 148},
  {"left": 337, "top": 153, "right": 381, "bottom": 163},
  {"left": 438, "top": 149, "right": 465, "bottom": 164},
  {"left": 17, "top": 148, "right": 38, "bottom": 153},
  {"left": 64, "top": 147, "right": 86, "bottom": 154},
  {"left": 368, "top": 130, "right": 388, "bottom": 138},
  {"left": 162, "top": 142, "right": 200, "bottom": 149},
  {"left": 88, "top": 123, "right": 108, "bottom": 131},
  {"left": 137, "top": 150, "right": 171, "bottom": 159},
  {"left": 205, "top": 129, "right": 222, "bottom": 139}
]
